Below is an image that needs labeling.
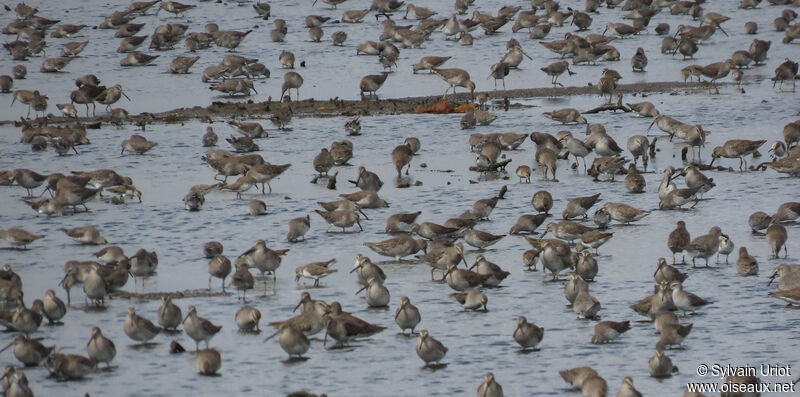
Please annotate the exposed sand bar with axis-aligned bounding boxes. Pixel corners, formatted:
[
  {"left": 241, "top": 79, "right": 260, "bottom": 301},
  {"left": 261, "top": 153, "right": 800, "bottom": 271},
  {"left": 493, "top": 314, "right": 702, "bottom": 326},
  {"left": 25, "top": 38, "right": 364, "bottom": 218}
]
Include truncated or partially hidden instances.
[{"left": 3, "top": 81, "right": 721, "bottom": 126}]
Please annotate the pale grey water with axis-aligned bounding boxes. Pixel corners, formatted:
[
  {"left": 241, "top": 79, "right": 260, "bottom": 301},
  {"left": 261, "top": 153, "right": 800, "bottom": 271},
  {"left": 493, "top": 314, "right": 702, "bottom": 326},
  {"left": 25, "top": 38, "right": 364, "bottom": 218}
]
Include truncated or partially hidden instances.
[{"left": 0, "top": 0, "right": 799, "bottom": 396}]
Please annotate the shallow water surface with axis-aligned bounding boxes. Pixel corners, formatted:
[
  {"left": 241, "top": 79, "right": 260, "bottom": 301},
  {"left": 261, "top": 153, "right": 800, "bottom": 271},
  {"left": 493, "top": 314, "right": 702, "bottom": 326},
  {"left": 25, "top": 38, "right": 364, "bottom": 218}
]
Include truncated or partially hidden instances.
[{"left": 0, "top": 0, "right": 799, "bottom": 396}]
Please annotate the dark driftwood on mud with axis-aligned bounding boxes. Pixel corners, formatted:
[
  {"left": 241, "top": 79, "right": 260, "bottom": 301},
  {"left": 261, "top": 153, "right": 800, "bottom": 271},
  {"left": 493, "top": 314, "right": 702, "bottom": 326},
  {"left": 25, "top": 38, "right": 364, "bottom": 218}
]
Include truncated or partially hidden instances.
[{"left": 2, "top": 81, "right": 719, "bottom": 127}]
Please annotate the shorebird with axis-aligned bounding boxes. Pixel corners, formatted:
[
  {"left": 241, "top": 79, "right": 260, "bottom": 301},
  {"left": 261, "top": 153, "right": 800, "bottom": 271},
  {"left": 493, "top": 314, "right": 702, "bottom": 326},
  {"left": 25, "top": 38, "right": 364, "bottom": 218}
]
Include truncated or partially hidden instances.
[
  {"left": 316, "top": 209, "right": 362, "bottom": 232},
  {"left": 281, "top": 72, "right": 303, "bottom": 100},
  {"left": 603, "top": 202, "right": 650, "bottom": 224},
  {"left": 773, "top": 58, "right": 799, "bottom": 91},
  {"left": 238, "top": 239, "right": 287, "bottom": 280},
  {"left": 459, "top": 229, "right": 505, "bottom": 250},
  {"left": 412, "top": 56, "right": 452, "bottom": 73},
  {"left": 559, "top": 367, "right": 599, "bottom": 391},
  {"left": 717, "top": 236, "right": 735, "bottom": 263},
  {"left": 631, "top": 47, "right": 647, "bottom": 71},
  {"left": 356, "top": 277, "right": 390, "bottom": 307},
  {"left": 124, "top": 307, "right": 162, "bottom": 343},
  {"left": 416, "top": 329, "right": 447, "bottom": 366},
  {"left": 670, "top": 281, "right": 710, "bottom": 315},
  {"left": 87, "top": 327, "right": 115, "bottom": 368},
  {"left": 157, "top": 295, "right": 182, "bottom": 331},
  {"left": 0, "top": 228, "right": 43, "bottom": 249},
  {"left": 394, "top": 296, "right": 421, "bottom": 334},
  {"left": 0, "top": 334, "right": 53, "bottom": 366},
  {"left": 736, "top": 247, "right": 759, "bottom": 276},
  {"left": 513, "top": 316, "right": 544, "bottom": 350},
  {"left": 265, "top": 324, "right": 309, "bottom": 358},
  {"left": 649, "top": 350, "right": 678, "bottom": 378},
  {"left": 540, "top": 60, "right": 575, "bottom": 86},
  {"left": 121, "top": 134, "right": 157, "bottom": 155},
  {"left": 359, "top": 73, "right": 389, "bottom": 99},
  {"left": 287, "top": 215, "right": 311, "bottom": 242},
  {"left": 235, "top": 306, "right": 261, "bottom": 333},
  {"left": 61, "top": 226, "right": 107, "bottom": 245},
  {"left": 385, "top": 211, "right": 421, "bottom": 234},
  {"left": 766, "top": 224, "right": 788, "bottom": 258},
  {"left": 195, "top": 349, "right": 221, "bottom": 376},
  {"left": 535, "top": 148, "right": 558, "bottom": 181},
  {"left": 573, "top": 281, "right": 601, "bottom": 319},
  {"left": 685, "top": 226, "right": 725, "bottom": 267},
  {"left": 773, "top": 202, "right": 800, "bottom": 223},
  {"left": 230, "top": 262, "right": 255, "bottom": 301},
  {"left": 158, "top": 1, "right": 196, "bottom": 17},
  {"left": 432, "top": 68, "right": 475, "bottom": 100},
  {"left": 543, "top": 108, "right": 586, "bottom": 124},
  {"left": 183, "top": 306, "right": 222, "bottom": 350},
  {"left": 295, "top": 260, "right": 338, "bottom": 287},
  {"left": 656, "top": 322, "right": 693, "bottom": 350},
  {"left": 709, "top": 139, "right": 765, "bottom": 171},
  {"left": 591, "top": 320, "right": 630, "bottom": 344},
  {"left": 477, "top": 372, "right": 504, "bottom": 397},
  {"left": 42, "top": 289, "right": 66, "bottom": 324},
  {"left": 654, "top": 258, "right": 687, "bottom": 284},
  {"left": 364, "top": 236, "right": 427, "bottom": 261},
  {"left": 623, "top": 164, "right": 646, "bottom": 193}
]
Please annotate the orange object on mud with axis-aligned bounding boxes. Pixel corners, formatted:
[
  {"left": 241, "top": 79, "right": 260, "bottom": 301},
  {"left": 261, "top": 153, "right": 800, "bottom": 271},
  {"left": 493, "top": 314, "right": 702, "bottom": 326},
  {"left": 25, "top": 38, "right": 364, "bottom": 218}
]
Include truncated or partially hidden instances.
[{"left": 412, "top": 99, "right": 476, "bottom": 114}]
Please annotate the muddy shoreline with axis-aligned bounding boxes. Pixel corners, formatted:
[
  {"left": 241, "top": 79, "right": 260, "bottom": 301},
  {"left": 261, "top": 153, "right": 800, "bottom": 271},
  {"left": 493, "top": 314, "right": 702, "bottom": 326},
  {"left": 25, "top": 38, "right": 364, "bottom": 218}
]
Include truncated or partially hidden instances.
[{"left": 4, "top": 81, "right": 720, "bottom": 127}]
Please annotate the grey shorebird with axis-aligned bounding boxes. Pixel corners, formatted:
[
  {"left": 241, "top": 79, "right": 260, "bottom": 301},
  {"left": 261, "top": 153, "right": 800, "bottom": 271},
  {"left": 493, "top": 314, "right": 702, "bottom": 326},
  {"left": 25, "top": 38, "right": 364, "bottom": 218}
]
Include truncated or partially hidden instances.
[
  {"left": 295, "top": 260, "right": 338, "bottom": 287},
  {"left": 157, "top": 295, "right": 182, "bottom": 331},
  {"left": 477, "top": 372, "right": 504, "bottom": 397},
  {"left": 766, "top": 224, "right": 788, "bottom": 258},
  {"left": 196, "top": 349, "right": 221, "bottom": 375}
]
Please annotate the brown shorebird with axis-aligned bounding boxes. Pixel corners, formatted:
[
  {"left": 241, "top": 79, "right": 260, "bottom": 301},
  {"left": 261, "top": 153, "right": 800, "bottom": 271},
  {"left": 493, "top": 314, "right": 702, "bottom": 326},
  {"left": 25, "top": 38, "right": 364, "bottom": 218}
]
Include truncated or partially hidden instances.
[
  {"left": 591, "top": 320, "right": 630, "bottom": 344},
  {"left": 157, "top": 295, "right": 182, "bottom": 331},
  {"left": 709, "top": 139, "right": 766, "bottom": 170},
  {"left": 315, "top": 209, "right": 362, "bottom": 232},
  {"left": 654, "top": 258, "right": 687, "bottom": 284},
  {"left": 385, "top": 211, "right": 421, "bottom": 234},
  {"left": 531, "top": 191, "right": 553, "bottom": 214},
  {"left": 235, "top": 306, "right": 261, "bottom": 333},
  {"left": 670, "top": 281, "right": 710, "bottom": 315},
  {"left": 87, "top": 327, "right": 115, "bottom": 368},
  {"left": 168, "top": 56, "right": 200, "bottom": 74},
  {"left": 120, "top": 51, "right": 159, "bottom": 66},
  {"left": 477, "top": 372, "right": 504, "bottom": 397},
  {"left": 124, "top": 307, "right": 162, "bottom": 343},
  {"left": 183, "top": 305, "right": 222, "bottom": 350},
  {"left": 211, "top": 79, "right": 256, "bottom": 96},
  {"left": 121, "top": 134, "right": 157, "bottom": 155},
  {"left": 535, "top": 148, "right": 558, "bottom": 181},
  {"left": 158, "top": 1, "right": 196, "bottom": 17},
  {"left": 281, "top": 71, "right": 303, "bottom": 100},
  {"left": 685, "top": 226, "right": 725, "bottom": 267},
  {"left": 699, "top": 59, "right": 736, "bottom": 94},
  {"left": 656, "top": 322, "right": 693, "bottom": 350},
  {"left": 773, "top": 58, "right": 799, "bottom": 91},
  {"left": 295, "top": 260, "right": 338, "bottom": 287},
  {"left": 736, "top": 247, "right": 758, "bottom": 276},
  {"left": 649, "top": 350, "right": 678, "bottom": 378},
  {"left": 207, "top": 255, "right": 231, "bottom": 291},
  {"left": 392, "top": 143, "right": 413, "bottom": 176},
  {"left": 61, "top": 226, "right": 107, "bottom": 245},
  {"left": 287, "top": 214, "right": 311, "bottom": 242},
  {"left": 365, "top": 236, "right": 427, "bottom": 260},
  {"left": 543, "top": 108, "right": 586, "bottom": 124},
  {"left": 432, "top": 68, "right": 475, "bottom": 100},
  {"left": 196, "top": 349, "right": 221, "bottom": 375},
  {"left": 631, "top": 47, "right": 647, "bottom": 72},
  {"left": 360, "top": 73, "right": 389, "bottom": 99},
  {"left": 394, "top": 296, "right": 421, "bottom": 334},
  {"left": 412, "top": 55, "right": 452, "bottom": 73},
  {"left": 513, "top": 316, "right": 543, "bottom": 350},
  {"left": 416, "top": 329, "right": 447, "bottom": 365},
  {"left": 766, "top": 224, "right": 788, "bottom": 258},
  {"left": 0, "top": 228, "right": 43, "bottom": 249},
  {"left": 540, "top": 60, "right": 575, "bottom": 86}
]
